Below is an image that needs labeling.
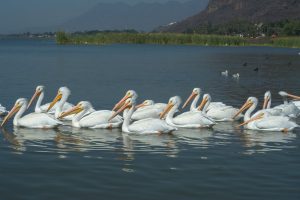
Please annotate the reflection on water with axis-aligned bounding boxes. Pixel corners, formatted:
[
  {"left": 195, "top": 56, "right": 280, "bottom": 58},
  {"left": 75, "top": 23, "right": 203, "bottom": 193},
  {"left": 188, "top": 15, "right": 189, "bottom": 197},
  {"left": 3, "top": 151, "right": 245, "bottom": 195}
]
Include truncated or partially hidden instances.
[
  {"left": 1, "top": 121, "right": 297, "bottom": 157},
  {"left": 239, "top": 129, "right": 297, "bottom": 155}
]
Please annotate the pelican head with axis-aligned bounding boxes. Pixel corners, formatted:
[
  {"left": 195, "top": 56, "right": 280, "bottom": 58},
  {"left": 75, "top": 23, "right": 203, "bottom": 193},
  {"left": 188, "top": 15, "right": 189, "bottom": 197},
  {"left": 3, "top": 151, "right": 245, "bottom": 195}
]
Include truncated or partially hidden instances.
[
  {"left": 1, "top": 98, "right": 27, "bottom": 127},
  {"left": 136, "top": 99, "right": 154, "bottom": 109},
  {"left": 59, "top": 101, "right": 92, "bottom": 119},
  {"left": 27, "top": 85, "right": 45, "bottom": 109},
  {"left": 279, "top": 91, "right": 300, "bottom": 100},
  {"left": 113, "top": 90, "right": 138, "bottom": 111},
  {"left": 233, "top": 97, "right": 258, "bottom": 119},
  {"left": 198, "top": 93, "right": 211, "bottom": 111},
  {"left": 160, "top": 96, "right": 181, "bottom": 119},
  {"left": 263, "top": 91, "right": 271, "bottom": 109},
  {"left": 110, "top": 98, "right": 135, "bottom": 121},
  {"left": 47, "top": 86, "right": 71, "bottom": 112},
  {"left": 182, "top": 88, "right": 201, "bottom": 109}
]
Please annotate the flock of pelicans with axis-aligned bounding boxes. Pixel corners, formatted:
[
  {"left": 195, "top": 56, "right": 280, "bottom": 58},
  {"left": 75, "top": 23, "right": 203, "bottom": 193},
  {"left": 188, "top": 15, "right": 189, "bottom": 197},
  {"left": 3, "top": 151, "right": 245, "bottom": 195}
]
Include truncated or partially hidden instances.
[{"left": 0, "top": 86, "right": 300, "bottom": 134}]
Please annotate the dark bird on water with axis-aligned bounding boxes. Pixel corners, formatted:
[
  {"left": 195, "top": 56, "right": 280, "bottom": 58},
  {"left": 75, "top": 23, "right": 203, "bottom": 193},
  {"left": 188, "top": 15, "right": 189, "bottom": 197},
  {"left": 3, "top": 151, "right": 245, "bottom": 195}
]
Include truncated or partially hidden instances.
[
  {"left": 243, "top": 62, "right": 248, "bottom": 67},
  {"left": 254, "top": 67, "right": 259, "bottom": 72}
]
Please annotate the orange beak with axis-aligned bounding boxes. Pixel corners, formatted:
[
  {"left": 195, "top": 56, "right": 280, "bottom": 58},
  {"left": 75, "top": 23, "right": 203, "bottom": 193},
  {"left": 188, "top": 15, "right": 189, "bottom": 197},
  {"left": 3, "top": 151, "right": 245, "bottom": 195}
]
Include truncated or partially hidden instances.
[
  {"left": 182, "top": 92, "right": 197, "bottom": 109},
  {"left": 47, "top": 92, "right": 62, "bottom": 112},
  {"left": 58, "top": 104, "right": 83, "bottom": 119},
  {"left": 233, "top": 100, "right": 253, "bottom": 119},
  {"left": 27, "top": 90, "right": 42, "bottom": 109},
  {"left": 263, "top": 96, "right": 270, "bottom": 109},
  {"left": 287, "top": 93, "right": 300, "bottom": 100},
  {"left": 237, "top": 113, "right": 264, "bottom": 128},
  {"left": 197, "top": 97, "right": 208, "bottom": 111},
  {"left": 1, "top": 103, "right": 21, "bottom": 127},
  {"left": 109, "top": 100, "right": 132, "bottom": 121},
  {"left": 112, "top": 94, "right": 131, "bottom": 111},
  {"left": 135, "top": 102, "right": 147, "bottom": 109},
  {"left": 160, "top": 102, "right": 174, "bottom": 119}
]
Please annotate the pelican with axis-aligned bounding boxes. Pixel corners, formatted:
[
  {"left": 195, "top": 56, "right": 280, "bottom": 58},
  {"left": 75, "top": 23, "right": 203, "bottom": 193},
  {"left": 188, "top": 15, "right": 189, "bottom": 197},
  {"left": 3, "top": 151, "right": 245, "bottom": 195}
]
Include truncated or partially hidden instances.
[
  {"left": 182, "top": 88, "right": 225, "bottom": 112},
  {"left": 160, "top": 96, "right": 216, "bottom": 128},
  {"left": 1, "top": 98, "right": 62, "bottom": 128},
  {"left": 131, "top": 99, "right": 167, "bottom": 120},
  {"left": 198, "top": 94, "right": 243, "bottom": 121},
  {"left": 47, "top": 87, "right": 81, "bottom": 120},
  {"left": 277, "top": 91, "right": 300, "bottom": 111},
  {"left": 0, "top": 104, "right": 8, "bottom": 116},
  {"left": 110, "top": 98, "right": 176, "bottom": 134},
  {"left": 260, "top": 91, "right": 287, "bottom": 117},
  {"left": 233, "top": 97, "right": 298, "bottom": 132},
  {"left": 221, "top": 70, "right": 228, "bottom": 76},
  {"left": 113, "top": 90, "right": 138, "bottom": 111},
  {"left": 59, "top": 101, "right": 123, "bottom": 129},
  {"left": 113, "top": 90, "right": 163, "bottom": 121},
  {"left": 272, "top": 91, "right": 300, "bottom": 118},
  {"left": 136, "top": 100, "right": 167, "bottom": 111},
  {"left": 232, "top": 73, "right": 240, "bottom": 79},
  {"left": 27, "top": 85, "right": 74, "bottom": 113}
]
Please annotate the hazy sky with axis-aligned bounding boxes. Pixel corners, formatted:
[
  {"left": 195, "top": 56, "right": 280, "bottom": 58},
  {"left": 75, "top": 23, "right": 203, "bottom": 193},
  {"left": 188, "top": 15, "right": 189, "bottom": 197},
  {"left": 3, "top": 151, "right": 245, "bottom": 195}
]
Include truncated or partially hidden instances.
[{"left": 0, "top": 0, "right": 195, "bottom": 34}]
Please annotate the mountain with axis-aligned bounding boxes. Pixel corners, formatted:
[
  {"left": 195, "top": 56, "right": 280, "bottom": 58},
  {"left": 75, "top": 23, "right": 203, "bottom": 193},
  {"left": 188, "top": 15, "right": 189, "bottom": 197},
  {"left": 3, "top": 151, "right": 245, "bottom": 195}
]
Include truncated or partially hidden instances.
[
  {"left": 58, "top": 0, "right": 209, "bottom": 32},
  {"left": 161, "top": 0, "right": 300, "bottom": 33}
]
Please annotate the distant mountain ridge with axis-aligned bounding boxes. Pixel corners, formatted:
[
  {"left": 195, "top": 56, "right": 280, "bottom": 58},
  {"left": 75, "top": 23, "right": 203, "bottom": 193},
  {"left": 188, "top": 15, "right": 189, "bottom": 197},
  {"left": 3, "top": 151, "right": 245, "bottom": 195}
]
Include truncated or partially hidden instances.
[
  {"left": 162, "top": 0, "right": 300, "bottom": 32},
  {"left": 58, "top": 0, "right": 209, "bottom": 32}
]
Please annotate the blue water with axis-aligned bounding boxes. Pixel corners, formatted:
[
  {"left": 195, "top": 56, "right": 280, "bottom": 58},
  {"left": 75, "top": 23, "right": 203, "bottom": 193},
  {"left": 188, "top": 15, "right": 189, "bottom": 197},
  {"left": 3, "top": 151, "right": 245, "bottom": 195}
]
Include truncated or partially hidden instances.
[{"left": 0, "top": 39, "right": 300, "bottom": 200}]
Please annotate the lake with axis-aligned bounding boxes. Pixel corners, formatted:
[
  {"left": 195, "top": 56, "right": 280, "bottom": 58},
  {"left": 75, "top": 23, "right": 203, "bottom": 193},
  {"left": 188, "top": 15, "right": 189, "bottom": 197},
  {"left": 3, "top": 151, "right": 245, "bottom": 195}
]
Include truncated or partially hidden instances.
[{"left": 0, "top": 39, "right": 300, "bottom": 200}]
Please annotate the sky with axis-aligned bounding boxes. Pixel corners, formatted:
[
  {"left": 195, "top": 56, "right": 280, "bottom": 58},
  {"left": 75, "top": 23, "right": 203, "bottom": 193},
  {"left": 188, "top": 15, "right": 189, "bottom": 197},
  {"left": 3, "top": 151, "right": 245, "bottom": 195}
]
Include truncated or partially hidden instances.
[{"left": 0, "top": 0, "right": 194, "bottom": 34}]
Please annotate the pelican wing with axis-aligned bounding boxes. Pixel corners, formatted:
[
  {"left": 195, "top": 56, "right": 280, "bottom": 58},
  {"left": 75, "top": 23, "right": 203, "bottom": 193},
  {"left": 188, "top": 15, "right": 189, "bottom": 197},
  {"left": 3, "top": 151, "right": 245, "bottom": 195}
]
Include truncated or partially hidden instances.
[
  {"left": 253, "top": 116, "right": 298, "bottom": 131},
  {"left": 129, "top": 118, "right": 176, "bottom": 134},
  {"left": 80, "top": 110, "right": 123, "bottom": 128},
  {"left": 173, "top": 111, "right": 215, "bottom": 126},
  {"left": 132, "top": 107, "right": 163, "bottom": 120},
  {"left": 19, "top": 113, "right": 62, "bottom": 128}
]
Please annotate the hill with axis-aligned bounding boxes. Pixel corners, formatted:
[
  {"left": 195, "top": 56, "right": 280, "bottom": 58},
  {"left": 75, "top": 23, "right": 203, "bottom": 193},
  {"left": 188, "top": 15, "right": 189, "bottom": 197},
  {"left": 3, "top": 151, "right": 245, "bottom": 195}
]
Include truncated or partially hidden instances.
[{"left": 160, "top": 0, "right": 300, "bottom": 34}]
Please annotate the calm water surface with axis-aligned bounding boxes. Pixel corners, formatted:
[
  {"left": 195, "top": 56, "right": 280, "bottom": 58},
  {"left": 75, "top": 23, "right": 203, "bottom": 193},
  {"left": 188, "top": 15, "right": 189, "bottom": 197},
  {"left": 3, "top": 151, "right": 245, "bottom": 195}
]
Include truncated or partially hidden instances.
[{"left": 0, "top": 39, "right": 300, "bottom": 200}]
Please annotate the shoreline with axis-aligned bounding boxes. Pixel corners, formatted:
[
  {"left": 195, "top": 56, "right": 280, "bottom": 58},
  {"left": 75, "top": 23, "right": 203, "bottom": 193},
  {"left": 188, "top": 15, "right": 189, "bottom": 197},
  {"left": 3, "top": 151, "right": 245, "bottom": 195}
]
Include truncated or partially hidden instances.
[{"left": 56, "top": 32, "right": 300, "bottom": 49}]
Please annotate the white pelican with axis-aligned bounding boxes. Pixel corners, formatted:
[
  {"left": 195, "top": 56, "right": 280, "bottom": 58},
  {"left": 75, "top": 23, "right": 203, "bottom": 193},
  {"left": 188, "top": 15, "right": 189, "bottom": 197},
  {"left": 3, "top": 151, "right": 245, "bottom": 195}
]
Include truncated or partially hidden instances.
[
  {"left": 132, "top": 99, "right": 167, "bottom": 120},
  {"left": 233, "top": 97, "right": 298, "bottom": 132},
  {"left": 260, "top": 91, "right": 286, "bottom": 117},
  {"left": 110, "top": 98, "right": 176, "bottom": 134},
  {"left": 1, "top": 98, "right": 62, "bottom": 128},
  {"left": 272, "top": 91, "right": 300, "bottom": 118},
  {"left": 182, "top": 88, "right": 225, "bottom": 112},
  {"left": 113, "top": 90, "right": 138, "bottom": 111},
  {"left": 221, "top": 70, "right": 228, "bottom": 76},
  {"left": 232, "top": 73, "right": 240, "bottom": 79},
  {"left": 0, "top": 104, "right": 8, "bottom": 116},
  {"left": 113, "top": 90, "right": 164, "bottom": 121},
  {"left": 47, "top": 87, "right": 81, "bottom": 120},
  {"left": 160, "top": 96, "right": 216, "bottom": 128},
  {"left": 277, "top": 91, "right": 300, "bottom": 111},
  {"left": 59, "top": 101, "right": 123, "bottom": 129},
  {"left": 27, "top": 85, "right": 74, "bottom": 113},
  {"left": 136, "top": 100, "right": 167, "bottom": 111},
  {"left": 198, "top": 93, "right": 243, "bottom": 121}
]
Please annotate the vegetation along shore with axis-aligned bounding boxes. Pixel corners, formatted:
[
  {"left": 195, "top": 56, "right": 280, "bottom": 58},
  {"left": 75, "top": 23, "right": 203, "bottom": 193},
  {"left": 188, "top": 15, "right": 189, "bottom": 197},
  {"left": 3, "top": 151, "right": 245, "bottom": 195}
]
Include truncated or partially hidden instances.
[{"left": 56, "top": 31, "right": 300, "bottom": 48}]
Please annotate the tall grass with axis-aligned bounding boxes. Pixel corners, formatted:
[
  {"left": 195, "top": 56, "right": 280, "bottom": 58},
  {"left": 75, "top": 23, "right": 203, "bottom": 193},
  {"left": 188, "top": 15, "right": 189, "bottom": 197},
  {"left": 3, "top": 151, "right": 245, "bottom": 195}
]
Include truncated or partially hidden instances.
[
  {"left": 56, "top": 32, "right": 300, "bottom": 48},
  {"left": 57, "top": 32, "right": 248, "bottom": 46}
]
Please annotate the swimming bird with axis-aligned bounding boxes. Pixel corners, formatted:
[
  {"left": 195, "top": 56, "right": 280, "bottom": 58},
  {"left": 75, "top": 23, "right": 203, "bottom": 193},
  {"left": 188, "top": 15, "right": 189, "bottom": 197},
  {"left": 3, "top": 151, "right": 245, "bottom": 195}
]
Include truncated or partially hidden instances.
[
  {"left": 160, "top": 96, "right": 216, "bottom": 128},
  {"left": 243, "top": 62, "right": 248, "bottom": 67},
  {"left": 182, "top": 88, "right": 225, "bottom": 112},
  {"left": 59, "top": 101, "right": 123, "bottom": 129},
  {"left": 233, "top": 97, "right": 298, "bottom": 132},
  {"left": 232, "top": 73, "right": 240, "bottom": 79},
  {"left": 221, "top": 70, "right": 228, "bottom": 76},
  {"left": 27, "top": 85, "right": 74, "bottom": 113},
  {"left": 47, "top": 87, "right": 85, "bottom": 120},
  {"left": 274, "top": 91, "right": 300, "bottom": 118},
  {"left": 0, "top": 104, "right": 8, "bottom": 116},
  {"left": 110, "top": 98, "right": 176, "bottom": 134},
  {"left": 1, "top": 98, "right": 62, "bottom": 128},
  {"left": 132, "top": 99, "right": 167, "bottom": 120},
  {"left": 254, "top": 67, "right": 259, "bottom": 72},
  {"left": 275, "top": 91, "right": 300, "bottom": 110},
  {"left": 113, "top": 90, "right": 138, "bottom": 111},
  {"left": 198, "top": 93, "right": 243, "bottom": 121}
]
